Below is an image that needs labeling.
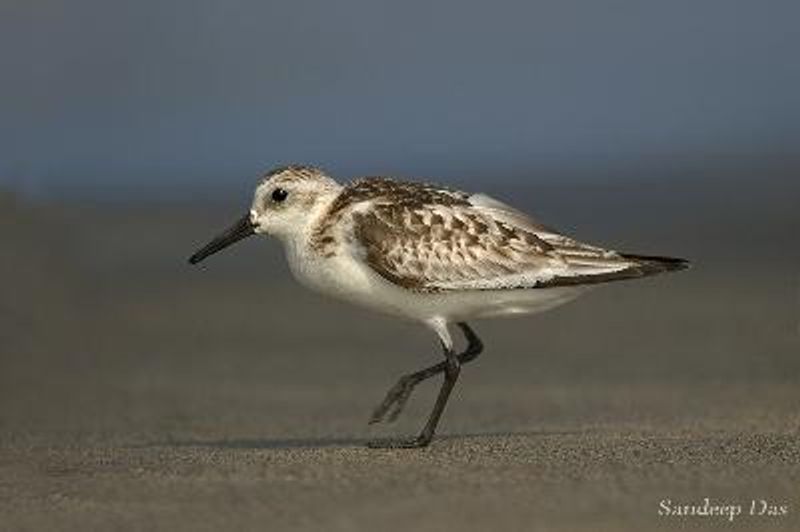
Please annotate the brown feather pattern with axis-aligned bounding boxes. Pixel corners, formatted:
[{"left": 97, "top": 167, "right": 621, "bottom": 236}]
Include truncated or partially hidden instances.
[{"left": 312, "top": 177, "right": 687, "bottom": 292}]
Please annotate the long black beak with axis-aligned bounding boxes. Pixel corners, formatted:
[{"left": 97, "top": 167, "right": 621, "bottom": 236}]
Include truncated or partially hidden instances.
[{"left": 188, "top": 214, "right": 255, "bottom": 264}]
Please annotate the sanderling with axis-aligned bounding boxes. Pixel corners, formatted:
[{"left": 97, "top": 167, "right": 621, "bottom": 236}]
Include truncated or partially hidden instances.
[{"left": 189, "top": 165, "right": 689, "bottom": 448}]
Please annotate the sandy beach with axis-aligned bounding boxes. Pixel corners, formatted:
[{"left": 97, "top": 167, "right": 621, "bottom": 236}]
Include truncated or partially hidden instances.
[{"left": 1, "top": 179, "right": 798, "bottom": 531}]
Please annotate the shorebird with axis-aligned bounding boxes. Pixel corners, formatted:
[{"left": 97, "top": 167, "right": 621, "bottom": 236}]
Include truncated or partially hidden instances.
[{"left": 189, "top": 165, "right": 689, "bottom": 448}]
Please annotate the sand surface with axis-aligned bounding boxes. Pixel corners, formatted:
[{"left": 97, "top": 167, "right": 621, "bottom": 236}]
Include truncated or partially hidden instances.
[{"left": 1, "top": 180, "right": 798, "bottom": 531}]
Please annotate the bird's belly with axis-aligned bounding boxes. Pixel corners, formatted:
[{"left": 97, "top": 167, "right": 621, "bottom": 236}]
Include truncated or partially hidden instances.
[
  {"left": 437, "top": 286, "right": 587, "bottom": 320},
  {"left": 288, "top": 248, "right": 585, "bottom": 322}
]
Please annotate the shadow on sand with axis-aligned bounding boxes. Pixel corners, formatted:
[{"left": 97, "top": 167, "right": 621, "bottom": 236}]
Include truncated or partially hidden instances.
[{"left": 133, "top": 429, "right": 587, "bottom": 451}]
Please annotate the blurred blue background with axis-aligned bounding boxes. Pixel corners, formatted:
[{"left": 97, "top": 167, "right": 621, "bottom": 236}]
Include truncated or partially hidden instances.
[
  {"left": 2, "top": 0, "right": 798, "bottom": 199},
  {"left": 1, "top": 7, "right": 799, "bottom": 528}
]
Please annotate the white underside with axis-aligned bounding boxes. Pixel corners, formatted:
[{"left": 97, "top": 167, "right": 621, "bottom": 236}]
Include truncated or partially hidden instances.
[{"left": 284, "top": 237, "right": 586, "bottom": 325}]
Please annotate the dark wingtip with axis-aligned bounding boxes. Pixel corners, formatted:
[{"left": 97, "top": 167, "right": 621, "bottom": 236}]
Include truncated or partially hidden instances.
[{"left": 620, "top": 253, "right": 691, "bottom": 274}]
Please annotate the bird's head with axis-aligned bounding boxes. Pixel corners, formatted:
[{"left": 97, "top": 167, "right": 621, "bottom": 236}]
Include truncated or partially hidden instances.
[{"left": 188, "top": 165, "right": 340, "bottom": 264}]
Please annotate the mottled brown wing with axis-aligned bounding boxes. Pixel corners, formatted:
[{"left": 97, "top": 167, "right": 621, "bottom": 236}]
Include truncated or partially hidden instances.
[{"left": 350, "top": 201, "right": 643, "bottom": 292}]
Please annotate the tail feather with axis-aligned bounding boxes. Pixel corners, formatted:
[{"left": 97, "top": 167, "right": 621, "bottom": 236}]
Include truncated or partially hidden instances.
[{"left": 619, "top": 253, "right": 691, "bottom": 275}]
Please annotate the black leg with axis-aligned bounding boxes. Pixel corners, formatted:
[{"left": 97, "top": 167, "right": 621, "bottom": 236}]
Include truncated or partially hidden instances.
[
  {"left": 369, "top": 322, "right": 483, "bottom": 425},
  {"left": 368, "top": 322, "right": 484, "bottom": 449}
]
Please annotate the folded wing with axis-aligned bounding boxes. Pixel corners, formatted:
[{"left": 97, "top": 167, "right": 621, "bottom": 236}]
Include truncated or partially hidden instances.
[{"left": 347, "top": 189, "right": 686, "bottom": 292}]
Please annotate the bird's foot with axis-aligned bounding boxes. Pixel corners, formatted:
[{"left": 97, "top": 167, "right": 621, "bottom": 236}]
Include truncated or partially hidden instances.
[
  {"left": 367, "top": 435, "right": 432, "bottom": 449},
  {"left": 368, "top": 375, "right": 418, "bottom": 425}
]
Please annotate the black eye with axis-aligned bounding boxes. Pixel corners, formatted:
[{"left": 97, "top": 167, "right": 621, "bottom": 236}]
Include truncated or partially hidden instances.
[{"left": 271, "top": 188, "right": 288, "bottom": 202}]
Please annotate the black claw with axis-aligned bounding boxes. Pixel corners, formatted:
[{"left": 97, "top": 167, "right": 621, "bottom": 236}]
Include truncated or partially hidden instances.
[
  {"left": 368, "top": 376, "right": 418, "bottom": 425},
  {"left": 367, "top": 436, "right": 432, "bottom": 449},
  {"left": 369, "top": 392, "right": 397, "bottom": 424},
  {"left": 386, "top": 385, "right": 415, "bottom": 423}
]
